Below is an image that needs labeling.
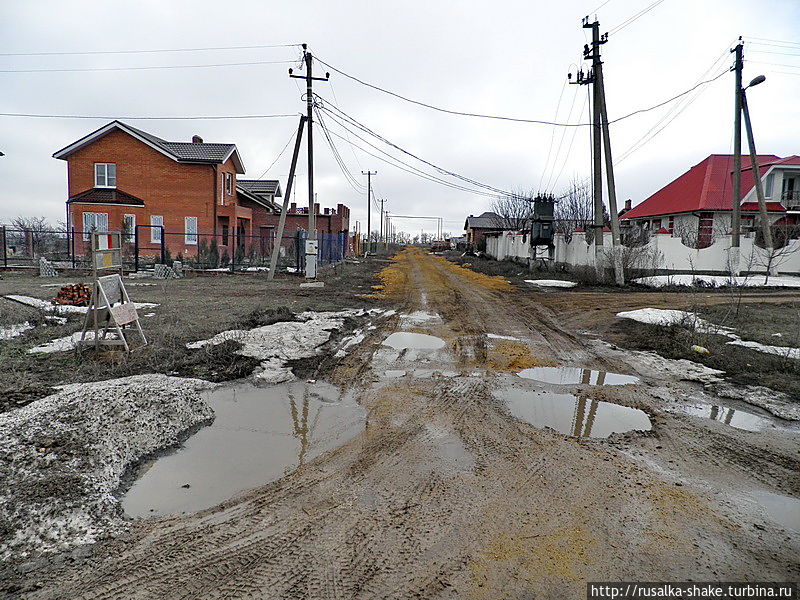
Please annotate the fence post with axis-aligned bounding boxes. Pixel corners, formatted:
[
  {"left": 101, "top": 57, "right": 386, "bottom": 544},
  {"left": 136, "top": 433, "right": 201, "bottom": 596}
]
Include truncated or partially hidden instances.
[
  {"left": 1, "top": 226, "right": 6, "bottom": 269},
  {"left": 134, "top": 225, "right": 139, "bottom": 272},
  {"left": 160, "top": 226, "right": 166, "bottom": 264},
  {"left": 231, "top": 236, "right": 236, "bottom": 273},
  {"left": 71, "top": 227, "right": 76, "bottom": 269}
]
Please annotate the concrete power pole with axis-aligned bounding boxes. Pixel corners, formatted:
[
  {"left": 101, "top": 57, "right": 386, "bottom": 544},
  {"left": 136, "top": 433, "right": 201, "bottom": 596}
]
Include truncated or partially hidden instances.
[
  {"left": 572, "top": 17, "right": 622, "bottom": 283},
  {"left": 362, "top": 171, "right": 376, "bottom": 255},
  {"left": 731, "top": 38, "right": 743, "bottom": 275},
  {"left": 378, "top": 198, "right": 387, "bottom": 250},
  {"left": 267, "top": 115, "right": 307, "bottom": 280},
  {"left": 289, "top": 44, "right": 329, "bottom": 277}
]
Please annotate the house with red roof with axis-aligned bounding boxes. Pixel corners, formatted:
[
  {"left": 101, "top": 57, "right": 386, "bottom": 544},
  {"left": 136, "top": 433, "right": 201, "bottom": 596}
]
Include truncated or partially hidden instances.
[{"left": 621, "top": 154, "right": 800, "bottom": 248}]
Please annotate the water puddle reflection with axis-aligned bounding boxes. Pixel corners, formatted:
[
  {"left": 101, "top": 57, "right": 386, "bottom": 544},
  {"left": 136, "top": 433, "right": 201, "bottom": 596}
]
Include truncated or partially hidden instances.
[
  {"left": 122, "top": 381, "right": 365, "bottom": 518},
  {"left": 518, "top": 366, "right": 639, "bottom": 386},
  {"left": 382, "top": 332, "right": 445, "bottom": 351},
  {"left": 681, "top": 404, "right": 778, "bottom": 432},
  {"left": 495, "top": 388, "right": 651, "bottom": 438},
  {"left": 751, "top": 490, "right": 800, "bottom": 531}
]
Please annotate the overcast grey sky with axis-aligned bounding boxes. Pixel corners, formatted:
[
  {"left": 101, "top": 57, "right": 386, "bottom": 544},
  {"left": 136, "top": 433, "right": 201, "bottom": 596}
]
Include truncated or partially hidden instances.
[{"left": 1, "top": 0, "right": 798, "bottom": 236}]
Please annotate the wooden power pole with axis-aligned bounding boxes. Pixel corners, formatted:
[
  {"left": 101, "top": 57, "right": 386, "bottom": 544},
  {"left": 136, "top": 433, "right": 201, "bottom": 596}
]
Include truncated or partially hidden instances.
[{"left": 362, "top": 170, "right": 376, "bottom": 254}]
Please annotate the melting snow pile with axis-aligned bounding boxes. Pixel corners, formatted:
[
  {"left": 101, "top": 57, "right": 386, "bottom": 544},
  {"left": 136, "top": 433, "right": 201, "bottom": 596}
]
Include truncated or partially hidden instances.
[
  {"left": 617, "top": 308, "right": 800, "bottom": 360},
  {"left": 0, "top": 322, "right": 34, "bottom": 340},
  {"left": 632, "top": 274, "right": 800, "bottom": 288},
  {"left": 0, "top": 375, "right": 215, "bottom": 560},
  {"left": 5, "top": 294, "right": 158, "bottom": 314},
  {"left": 524, "top": 279, "right": 578, "bottom": 288},
  {"left": 188, "top": 309, "right": 382, "bottom": 383}
]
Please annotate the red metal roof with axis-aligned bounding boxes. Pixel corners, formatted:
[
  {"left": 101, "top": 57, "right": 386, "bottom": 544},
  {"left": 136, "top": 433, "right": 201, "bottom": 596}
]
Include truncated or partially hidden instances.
[{"left": 621, "top": 154, "right": 796, "bottom": 219}]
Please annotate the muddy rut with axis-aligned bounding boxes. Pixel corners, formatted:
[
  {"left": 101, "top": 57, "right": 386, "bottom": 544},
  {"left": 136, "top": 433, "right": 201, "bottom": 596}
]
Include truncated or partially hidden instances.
[{"left": 22, "top": 249, "right": 800, "bottom": 599}]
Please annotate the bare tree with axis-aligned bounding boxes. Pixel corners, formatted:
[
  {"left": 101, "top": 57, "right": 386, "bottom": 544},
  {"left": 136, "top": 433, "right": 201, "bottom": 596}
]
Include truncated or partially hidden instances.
[
  {"left": 490, "top": 188, "right": 534, "bottom": 231},
  {"left": 10, "top": 216, "right": 55, "bottom": 258},
  {"left": 553, "top": 178, "right": 600, "bottom": 241}
]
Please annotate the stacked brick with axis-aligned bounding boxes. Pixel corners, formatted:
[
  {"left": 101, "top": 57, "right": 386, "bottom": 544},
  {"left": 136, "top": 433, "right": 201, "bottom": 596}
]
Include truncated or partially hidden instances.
[{"left": 53, "top": 284, "right": 92, "bottom": 306}]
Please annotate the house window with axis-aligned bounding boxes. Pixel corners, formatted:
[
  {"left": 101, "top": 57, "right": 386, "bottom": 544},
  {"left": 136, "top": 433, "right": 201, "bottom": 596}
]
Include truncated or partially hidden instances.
[
  {"left": 82, "top": 212, "right": 108, "bottom": 240},
  {"left": 150, "top": 215, "right": 163, "bottom": 243},
  {"left": 185, "top": 216, "right": 198, "bottom": 245},
  {"left": 94, "top": 163, "right": 116, "bottom": 188},
  {"left": 221, "top": 223, "right": 229, "bottom": 246},
  {"left": 764, "top": 172, "right": 774, "bottom": 198},
  {"left": 225, "top": 173, "right": 233, "bottom": 196},
  {"left": 667, "top": 216, "right": 674, "bottom": 234},
  {"left": 123, "top": 214, "right": 136, "bottom": 243}
]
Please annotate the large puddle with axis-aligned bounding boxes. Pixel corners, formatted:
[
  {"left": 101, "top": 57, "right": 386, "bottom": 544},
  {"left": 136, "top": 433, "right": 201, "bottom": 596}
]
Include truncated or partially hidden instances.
[
  {"left": 681, "top": 403, "right": 781, "bottom": 432},
  {"left": 122, "top": 381, "right": 365, "bottom": 518},
  {"left": 382, "top": 332, "right": 445, "bottom": 351},
  {"left": 752, "top": 490, "right": 800, "bottom": 531},
  {"left": 495, "top": 388, "right": 651, "bottom": 438},
  {"left": 518, "top": 366, "right": 639, "bottom": 386}
]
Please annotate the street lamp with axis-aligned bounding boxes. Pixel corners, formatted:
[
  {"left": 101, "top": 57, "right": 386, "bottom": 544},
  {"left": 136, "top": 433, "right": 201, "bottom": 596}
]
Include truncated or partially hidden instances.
[{"left": 746, "top": 74, "right": 766, "bottom": 89}]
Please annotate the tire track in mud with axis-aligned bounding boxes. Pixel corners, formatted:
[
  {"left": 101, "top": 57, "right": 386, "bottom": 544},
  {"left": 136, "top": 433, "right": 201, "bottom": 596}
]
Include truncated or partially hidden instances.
[{"left": 22, "top": 248, "right": 800, "bottom": 599}]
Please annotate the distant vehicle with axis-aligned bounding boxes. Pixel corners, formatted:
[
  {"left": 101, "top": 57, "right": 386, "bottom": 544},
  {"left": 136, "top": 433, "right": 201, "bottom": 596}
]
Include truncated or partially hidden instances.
[{"left": 430, "top": 241, "right": 449, "bottom": 253}]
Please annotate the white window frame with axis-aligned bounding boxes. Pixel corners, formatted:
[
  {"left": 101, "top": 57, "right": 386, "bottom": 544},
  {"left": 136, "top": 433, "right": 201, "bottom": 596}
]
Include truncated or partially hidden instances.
[
  {"left": 225, "top": 172, "right": 233, "bottom": 196},
  {"left": 82, "top": 212, "right": 108, "bottom": 240},
  {"left": 94, "top": 163, "right": 117, "bottom": 188},
  {"left": 184, "top": 216, "right": 198, "bottom": 245},
  {"left": 150, "top": 215, "right": 163, "bottom": 243},
  {"left": 123, "top": 214, "right": 136, "bottom": 243}
]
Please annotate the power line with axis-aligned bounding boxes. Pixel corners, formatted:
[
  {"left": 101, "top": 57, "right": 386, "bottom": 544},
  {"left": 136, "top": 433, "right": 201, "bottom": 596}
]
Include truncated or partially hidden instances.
[
  {"left": 315, "top": 55, "right": 729, "bottom": 128},
  {"left": 255, "top": 128, "right": 298, "bottom": 180},
  {"left": 537, "top": 75, "right": 570, "bottom": 191},
  {"left": 0, "top": 59, "right": 296, "bottom": 73},
  {"left": 0, "top": 112, "right": 297, "bottom": 120},
  {"left": 0, "top": 43, "right": 301, "bottom": 57},
  {"left": 608, "top": 0, "right": 665, "bottom": 36},
  {"left": 314, "top": 106, "right": 366, "bottom": 193},
  {"left": 744, "top": 37, "right": 800, "bottom": 48}
]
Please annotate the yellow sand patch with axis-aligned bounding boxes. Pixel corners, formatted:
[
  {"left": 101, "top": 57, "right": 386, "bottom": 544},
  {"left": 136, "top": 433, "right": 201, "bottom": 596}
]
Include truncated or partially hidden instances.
[
  {"left": 365, "top": 249, "right": 415, "bottom": 299},
  {"left": 469, "top": 523, "right": 597, "bottom": 596},
  {"left": 487, "top": 340, "right": 554, "bottom": 371}
]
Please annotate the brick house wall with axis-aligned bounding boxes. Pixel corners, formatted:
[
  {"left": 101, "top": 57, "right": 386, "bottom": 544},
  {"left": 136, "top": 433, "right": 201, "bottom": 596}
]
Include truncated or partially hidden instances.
[{"left": 65, "top": 128, "right": 241, "bottom": 257}]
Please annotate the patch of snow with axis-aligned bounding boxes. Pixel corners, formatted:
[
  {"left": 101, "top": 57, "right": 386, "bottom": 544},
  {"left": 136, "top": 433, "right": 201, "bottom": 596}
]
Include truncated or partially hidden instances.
[
  {"left": 633, "top": 274, "right": 800, "bottom": 288},
  {"left": 0, "top": 322, "right": 34, "bottom": 339},
  {"left": 29, "top": 331, "right": 119, "bottom": 354},
  {"left": 244, "top": 266, "right": 269, "bottom": 272},
  {"left": 144, "top": 312, "right": 156, "bottom": 318},
  {"left": 524, "top": 279, "right": 578, "bottom": 288},
  {"left": 5, "top": 295, "right": 158, "bottom": 314},
  {"left": 487, "top": 333, "right": 519, "bottom": 341},
  {"left": 189, "top": 309, "right": 366, "bottom": 381},
  {"left": 45, "top": 315, "right": 68, "bottom": 325},
  {"left": 617, "top": 308, "right": 799, "bottom": 360},
  {"left": 0, "top": 375, "right": 215, "bottom": 560}
]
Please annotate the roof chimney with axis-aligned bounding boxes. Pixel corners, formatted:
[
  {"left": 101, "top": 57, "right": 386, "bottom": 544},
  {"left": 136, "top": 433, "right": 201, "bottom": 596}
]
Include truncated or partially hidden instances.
[
  {"left": 314, "top": 202, "right": 320, "bottom": 215},
  {"left": 624, "top": 199, "right": 631, "bottom": 211},
  {"left": 192, "top": 135, "right": 203, "bottom": 144}
]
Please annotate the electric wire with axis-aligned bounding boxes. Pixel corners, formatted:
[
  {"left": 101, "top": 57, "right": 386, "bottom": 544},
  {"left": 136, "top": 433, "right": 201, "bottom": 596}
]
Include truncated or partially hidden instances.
[
  {"left": 314, "top": 105, "right": 367, "bottom": 193},
  {"left": 537, "top": 75, "right": 570, "bottom": 191},
  {"left": 318, "top": 98, "right": 514, "bottom": 196},
  {"left": 0, "top": 59, "right": 296, "bottom": 73},
  {"left": 607, "top": 0, "right": 665, "bottom": 36},
  {"left": 0, "top": 43, "right": 300, "bottom": 57},
  {"left": 255, "top": 127, "right": 298, "bottom": 180},
  {"left": 0, "top": 111, "right": 297, "bottom": 120},
  {"left": 543, "top": 83, "right": 582, "bottom": 192},
  {"left": 549, "top": 90, "right": 591, "bottom": 193}
]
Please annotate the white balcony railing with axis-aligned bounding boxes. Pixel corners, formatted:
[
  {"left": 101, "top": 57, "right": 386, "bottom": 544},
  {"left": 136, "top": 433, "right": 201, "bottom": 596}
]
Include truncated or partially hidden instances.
[{"left": 782, "top": 190, "right": 800, "bottom": 210}]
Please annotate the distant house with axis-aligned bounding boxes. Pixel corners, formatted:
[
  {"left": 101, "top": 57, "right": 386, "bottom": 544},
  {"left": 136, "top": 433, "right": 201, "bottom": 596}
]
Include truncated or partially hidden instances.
[
  {"left": 621, "top": 154, "right": 800, "bottom": 247},
  {"left": 464, "top": 212, "right": 516, "bottom": 248}
]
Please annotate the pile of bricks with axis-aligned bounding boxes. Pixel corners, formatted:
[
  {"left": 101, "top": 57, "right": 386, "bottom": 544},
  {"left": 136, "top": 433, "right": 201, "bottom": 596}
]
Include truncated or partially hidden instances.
[{"left": 53, "top": 284, "right": 92, "bottom": 306}]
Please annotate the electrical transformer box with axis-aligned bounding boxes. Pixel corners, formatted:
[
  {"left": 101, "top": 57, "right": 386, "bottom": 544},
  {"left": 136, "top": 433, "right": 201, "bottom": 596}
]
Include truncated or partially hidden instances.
[{"left": 530, "top": 196, "right": 555, "bottom": 245}]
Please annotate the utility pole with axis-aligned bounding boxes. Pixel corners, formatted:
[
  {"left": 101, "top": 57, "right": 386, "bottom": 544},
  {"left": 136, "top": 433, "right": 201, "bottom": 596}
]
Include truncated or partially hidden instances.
[
  {"left": 571, "top": 17, "right": 623, "bottom": 284},
  {"left": 268, "top": 115, "right": 307, "bottom": 280},
  {"left": 362, "top": 170, "right": 376, "bottom": 254},
  {"left": 741, "top": 80, "right": 774, "bottom": 260},
  {"left": 289, "top": 44, "right": 329, "bottom": 277},
  {"left": 731, "top": 38, "right": 743, "bottom": 275},
  {"left": 378, "top": 198, "right": 386, "bottom": 246}
]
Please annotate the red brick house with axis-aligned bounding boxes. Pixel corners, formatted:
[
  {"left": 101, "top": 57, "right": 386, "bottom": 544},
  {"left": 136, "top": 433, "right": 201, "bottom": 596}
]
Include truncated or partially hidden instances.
[
  {"left": 621, "top": 154, "right": 800, "bottom": 247},
  {"left": 54, "top": 120, "right": 351, "bottom": 262}
]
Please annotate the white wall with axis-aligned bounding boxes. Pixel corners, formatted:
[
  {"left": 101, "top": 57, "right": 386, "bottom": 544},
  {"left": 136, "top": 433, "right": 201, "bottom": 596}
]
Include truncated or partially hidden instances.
[{"left": 485, "top": 230, "right": 800, "bottom": 275}]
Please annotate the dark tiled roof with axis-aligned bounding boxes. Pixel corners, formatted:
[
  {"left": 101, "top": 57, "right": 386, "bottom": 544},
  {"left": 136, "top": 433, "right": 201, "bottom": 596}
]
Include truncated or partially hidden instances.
[
  {"left": 54, "top": 121, "right": 244, "bottom": 173},
  {"left": 67, "top": 188, "right": 145, "bottom": 206},
  {"left": 237, "top": 179, "right": 282, "bottom": 197},
  {"left": 465, "top": 211, "right": 518, "bottom": 229}
]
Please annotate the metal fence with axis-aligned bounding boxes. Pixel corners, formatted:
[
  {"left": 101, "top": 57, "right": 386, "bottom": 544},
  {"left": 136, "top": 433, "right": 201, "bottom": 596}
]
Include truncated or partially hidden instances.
[{"left": 0, "top": 226, "right": 350, "bottom": 273}]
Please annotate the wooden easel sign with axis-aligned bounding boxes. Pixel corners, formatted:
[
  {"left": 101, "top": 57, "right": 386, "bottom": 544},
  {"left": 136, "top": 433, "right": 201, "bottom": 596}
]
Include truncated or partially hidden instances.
[
  {"left": 79, "top": 274, "right": 147, "bottom": 352},
  {"left": 79, "top": 231, "right": 146, "bottom": 352}
]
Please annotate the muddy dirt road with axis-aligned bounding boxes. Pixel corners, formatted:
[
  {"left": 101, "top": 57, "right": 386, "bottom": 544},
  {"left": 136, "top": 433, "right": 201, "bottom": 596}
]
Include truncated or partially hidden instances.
[{"left": 22, "top": 249, "right": 800, "bottom": 599}]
